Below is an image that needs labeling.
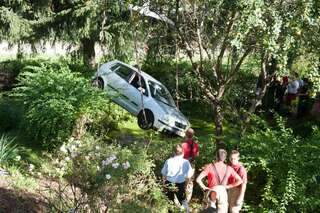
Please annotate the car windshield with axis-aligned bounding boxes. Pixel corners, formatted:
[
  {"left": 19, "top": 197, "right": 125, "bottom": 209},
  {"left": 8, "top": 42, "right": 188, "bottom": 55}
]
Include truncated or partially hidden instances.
[{"left": 148, "top": 80, "right": 175, "bottom": 107}]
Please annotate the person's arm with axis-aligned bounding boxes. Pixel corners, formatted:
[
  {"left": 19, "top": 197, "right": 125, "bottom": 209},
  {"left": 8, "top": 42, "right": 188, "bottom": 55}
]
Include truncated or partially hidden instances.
[
  {"left": 161, "top": 160, "right": 168, "bottom": 184},
  {"left": 186, "top": 161, "right": 194, "bottom": 179},
  {"left": 226, "top": 170, "right": 243, "bottom": 189},
  {"left": 194, "top": 141, "right": 199, "bottom": 158},
  {"left": 196, "top": 166, "right": 210, "bottom": 191},
  {"left": 162, "top": 175, "right": 167, "bottom": 184},
  {"left": 237, "top": 182, "right": 247, "bottom": 204},
  {"left": 237, "top": 167, "right": 247, "bottom": 204}
]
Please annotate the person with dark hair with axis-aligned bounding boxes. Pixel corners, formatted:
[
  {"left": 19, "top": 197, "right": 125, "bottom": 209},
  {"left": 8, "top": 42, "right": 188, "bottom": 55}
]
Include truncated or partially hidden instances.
[
  {"left": 297, "top": 78, "right": 311, "bottom": 118},
  {"left": 228, "top": 150, "right": 248, "bottom": 213},
  {"left": 196, "top": 149, "right": 243, "bottom": 213},
  {"left": 182, "top": 128, "right": 199, "bottom": 202},
  {"left": 161, "top": 144, "right": 193, "bottom": 212},
  {"left": 274, "top": 76, "right": 288, "bottom": 112}
]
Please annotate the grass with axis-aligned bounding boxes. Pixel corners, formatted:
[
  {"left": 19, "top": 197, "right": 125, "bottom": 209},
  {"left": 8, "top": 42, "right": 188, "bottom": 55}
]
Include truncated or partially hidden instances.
[
  {"left": 5, "top": 166, "right": 39, "bottom": 191},
  {"left": 0, "top": 134, "right": 18, "bottom": 165}
]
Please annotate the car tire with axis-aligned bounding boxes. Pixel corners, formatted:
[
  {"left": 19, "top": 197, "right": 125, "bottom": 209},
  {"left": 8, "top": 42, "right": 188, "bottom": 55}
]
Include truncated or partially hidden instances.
[
  {"left": 92, "top": 77, "right": 104, "bottom": 89},
  {"left": 137, "top": 109, "right": 154, "bottom": 130}
]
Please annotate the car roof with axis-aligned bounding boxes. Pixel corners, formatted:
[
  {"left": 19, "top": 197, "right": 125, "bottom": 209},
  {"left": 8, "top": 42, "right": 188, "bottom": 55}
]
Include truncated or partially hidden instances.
[{"left": 107, "top": 60, "right": 163, "bottom": 85}]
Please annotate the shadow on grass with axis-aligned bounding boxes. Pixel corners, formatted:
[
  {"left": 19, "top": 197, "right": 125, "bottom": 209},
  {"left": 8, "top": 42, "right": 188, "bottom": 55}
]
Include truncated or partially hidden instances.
[{"left": 0, "top": 187, "right": 48, "bottom": 213}]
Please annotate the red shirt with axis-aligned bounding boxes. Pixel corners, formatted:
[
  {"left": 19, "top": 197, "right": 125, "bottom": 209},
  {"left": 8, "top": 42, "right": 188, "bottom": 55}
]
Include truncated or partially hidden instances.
[
  {"left": 182, "top": 139, "right": 199, "bottom": 160},
  {"left": 228, "top": 163, "right": 247, "bottom": 188},
  {"left": 201, "top": 163, "right": 238, "bottom": 188}
]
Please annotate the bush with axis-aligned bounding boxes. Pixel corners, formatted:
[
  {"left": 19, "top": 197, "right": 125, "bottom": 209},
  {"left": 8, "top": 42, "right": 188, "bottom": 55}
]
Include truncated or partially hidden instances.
[
  {"left": 240, "top": 116, "right": 320, "bottom": 212},
  {"left": 12, "top": 62, "right": 122, "bottom": 149},
  {"left": 46, "top": 136, "right": 171, "bottom": 212}
]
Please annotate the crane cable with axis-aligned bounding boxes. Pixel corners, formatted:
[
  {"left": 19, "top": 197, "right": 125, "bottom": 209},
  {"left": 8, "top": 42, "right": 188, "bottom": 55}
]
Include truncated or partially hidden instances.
[{"left": 131, "top": 8, "right": 148, "bottom": 128}]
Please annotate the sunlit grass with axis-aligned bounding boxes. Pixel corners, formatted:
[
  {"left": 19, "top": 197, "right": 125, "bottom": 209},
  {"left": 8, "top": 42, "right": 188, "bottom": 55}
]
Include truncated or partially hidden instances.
[{"left": 1, "top": 166, "right": 39, "bottom": 192}]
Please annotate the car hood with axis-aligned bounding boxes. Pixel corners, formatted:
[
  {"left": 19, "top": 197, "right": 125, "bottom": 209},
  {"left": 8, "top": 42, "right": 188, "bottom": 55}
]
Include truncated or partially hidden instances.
[{"left": 156, "top": 101, "right": 189, "bottom": 124}]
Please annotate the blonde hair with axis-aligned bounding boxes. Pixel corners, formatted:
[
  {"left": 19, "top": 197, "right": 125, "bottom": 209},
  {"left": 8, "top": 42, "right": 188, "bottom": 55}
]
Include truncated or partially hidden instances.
[{"left": 231, "top": 150, "right": 240, "bottom": 157}]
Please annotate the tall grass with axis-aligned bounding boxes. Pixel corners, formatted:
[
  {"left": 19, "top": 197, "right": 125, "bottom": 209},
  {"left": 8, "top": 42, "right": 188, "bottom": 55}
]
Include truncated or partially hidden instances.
[{"left": 0, "top": 134, "right": 18, "bottom": 165}]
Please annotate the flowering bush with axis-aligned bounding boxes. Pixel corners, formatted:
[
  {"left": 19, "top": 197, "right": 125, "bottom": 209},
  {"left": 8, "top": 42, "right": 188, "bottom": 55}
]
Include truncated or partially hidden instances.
[{"left": 48, "top": 135, "right": 170, "bottom": 212}]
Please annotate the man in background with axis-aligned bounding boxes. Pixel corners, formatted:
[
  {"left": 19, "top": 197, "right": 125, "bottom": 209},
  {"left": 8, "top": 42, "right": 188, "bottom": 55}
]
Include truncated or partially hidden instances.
[
  {"left": 228, "top": 150, "right": 248, "bottom": 213},
  {"left": 182, "top": 128, "right": 199, "bottom": 202}
]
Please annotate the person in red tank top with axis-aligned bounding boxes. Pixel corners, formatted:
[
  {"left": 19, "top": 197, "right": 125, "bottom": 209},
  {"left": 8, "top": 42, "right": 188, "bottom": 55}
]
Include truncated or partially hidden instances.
[
  {"left": 181, "top": 128, "right": 199, "bottom": 202},
  {"left": 182, "top": 128, "right": 199, "bottom": 161},
  {"left": 197, "top": 149, "right": 242, "bottom": 213},
  {"left": 228, "top": 150, "right": 247, "bottom": 213}
]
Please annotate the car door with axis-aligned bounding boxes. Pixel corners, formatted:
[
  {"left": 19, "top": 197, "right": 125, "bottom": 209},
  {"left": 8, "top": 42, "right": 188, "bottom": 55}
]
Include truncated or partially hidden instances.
[
  {"left": 107, "top": 63, "right": 134, "bottom": 109},
  {"left": 123, "top": 72, "right": 149, "bottom": 115}
]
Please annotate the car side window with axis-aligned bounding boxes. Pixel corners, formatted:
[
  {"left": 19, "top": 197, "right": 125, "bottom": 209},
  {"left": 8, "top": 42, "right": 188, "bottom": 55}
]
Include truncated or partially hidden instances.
[
  {"left": 114, "top": 64, "right": 133, "bottom": 81},
  {"left": 110, "top": 63, "right": 120, "bottom": 71},
  {"left": 130, "top": 73, "right": 148, "bottom": 96}
]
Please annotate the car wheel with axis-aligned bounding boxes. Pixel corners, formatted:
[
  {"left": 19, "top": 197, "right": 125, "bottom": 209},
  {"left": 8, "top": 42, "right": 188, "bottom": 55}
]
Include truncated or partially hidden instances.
[
  {"left": 92, "top": 78, "right": 104, "bottom": 89},
  {"left": 137, "top": 109, "right": 154, "bottom": 130}
]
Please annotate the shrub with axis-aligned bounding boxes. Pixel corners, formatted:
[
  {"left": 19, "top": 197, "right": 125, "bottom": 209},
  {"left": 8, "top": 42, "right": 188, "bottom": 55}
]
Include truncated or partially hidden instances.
[
  {"left": 46, "top": 136, "right": 171, "bottom": 212},
  {"left": 12, "top": 62, "right": 122, "bottom": 149},
  {"left": 240, "top": 116, "right": 320, "bottom": 212}
]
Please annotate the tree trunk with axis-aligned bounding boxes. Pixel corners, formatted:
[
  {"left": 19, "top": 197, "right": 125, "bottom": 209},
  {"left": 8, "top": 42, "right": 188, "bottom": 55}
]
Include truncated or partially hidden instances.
[
  {"left": 212, "top": 100, "right": 226, "bottom": 149},
  {"left": 72, "top": 115, "right": 92, "bottom": 140},
  {"left": 213, "top": 102, "right": 223, "bottom": 135},
  {"left": 241, "top": 55, "right": 277, "bottom": 136},
  {"left": 17, "top": 42, "right": 23, "bottom": 59},
  {"left": 81, "top": 38, "right": 95, "bottom": 69}
]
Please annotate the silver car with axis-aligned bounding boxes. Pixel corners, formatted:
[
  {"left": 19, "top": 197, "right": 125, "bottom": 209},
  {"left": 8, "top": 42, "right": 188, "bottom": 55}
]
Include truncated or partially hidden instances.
[{"left": 92, "top": 60, "right": 190, "bottom": 137}]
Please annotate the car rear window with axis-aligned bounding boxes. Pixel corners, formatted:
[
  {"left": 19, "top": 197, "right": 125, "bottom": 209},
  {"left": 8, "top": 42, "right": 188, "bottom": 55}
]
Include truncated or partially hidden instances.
[
  {"left": 110, "top": 63, "right": 120, "bottom": 71},
  {"left": 114, "top": 64, "right": 133, "bottom": 80}
]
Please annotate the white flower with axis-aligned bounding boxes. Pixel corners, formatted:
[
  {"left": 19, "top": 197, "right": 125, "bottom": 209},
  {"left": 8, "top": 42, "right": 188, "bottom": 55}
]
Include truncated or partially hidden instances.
[
  {"left": 15, "top": 155, "right": 21, "bottom": 161},
  {"left": 109, "top": 154, "right": 117, "bottom": 161},
  {"left": 112, "top": 163, "right": 119, "bottom": 169},
  {"left": 60, "top": 145, "right": 68, "bottom": 153},
  {"left": 85, "top": 156, "right": 90, "bottom": 161},
  {"left": 102, "top": 159, "right": 111, "bottom": 166},
  {"left": 70, "top": 145, "right": 76, "bottom": 151},
  {"left": 105, "top": 174, "right": 111, "bottom": 180},
  {"left": 28, "top": 164, "right": 34, "bottom": 172},
  {"left": 65, "top": 157, "right": 70, "bottom": 162},
  {"left": 102, "top": 155, "right": 117, "bottom": 167},
  {"left": 71, "top": 152, "right": 78, "bottom": 158},
  {"left": 68, "top": 137, "right": 74, "bottom": 143},
  {"left": 74, "top": 139, "right": 80, "bottom": 145},
  {"left": 122, "top": 161, "right": 130, "bottom": 169},
  {"left": 95, "top": 146, "right": 100, "bottom": 150}
]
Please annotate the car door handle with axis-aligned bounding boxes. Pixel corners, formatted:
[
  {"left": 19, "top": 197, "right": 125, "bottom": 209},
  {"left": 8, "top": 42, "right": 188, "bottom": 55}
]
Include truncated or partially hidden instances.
[
  {"left": 130, "top": 101, "right": 138, "bottom": 107},
  {"left": 120, "top": 94, "right": 130, "bottom": 100}
]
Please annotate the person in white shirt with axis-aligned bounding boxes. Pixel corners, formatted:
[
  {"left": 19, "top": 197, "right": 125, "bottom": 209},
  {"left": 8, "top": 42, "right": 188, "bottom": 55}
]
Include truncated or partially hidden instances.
[
  {"left": 286, "top": 79, "right": 304, "bottom": 105},
  {"left": 161, "top": 144, "right": 194, "bottom": 212}
]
